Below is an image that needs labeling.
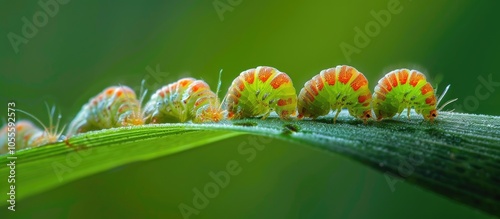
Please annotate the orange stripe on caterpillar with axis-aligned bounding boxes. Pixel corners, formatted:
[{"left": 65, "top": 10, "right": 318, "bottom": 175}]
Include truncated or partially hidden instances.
[
  {"left": 409, "top": 70, "right": 425, "bottom": 87},
  {"left": 420, "top": 83, "right": 433, "bottom": 95},
  {"left": 350, "top": 73, "right": 368, "bottom": 91},
  {"left": 244, "top": 70, "right": 255, "bottom": 84},
  {"left": 397, "top": 69, "right": 409, "bottom": 84},
  {"left": 270, "top": 73, "right": 291, "bottom": 89},
  {"left": 324, "top": 70, "right": 336, "bottom": 85},
  {"left": 338, "top": 65, "right": 353, "bottom": 84},
  {"left": 258, "top": 67, "right": 273, "bottom": 83}
]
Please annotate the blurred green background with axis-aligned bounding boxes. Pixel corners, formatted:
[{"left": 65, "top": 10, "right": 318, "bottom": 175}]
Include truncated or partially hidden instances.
[{"left": 1, "top": 0, "right": 499, "bottom": 218}]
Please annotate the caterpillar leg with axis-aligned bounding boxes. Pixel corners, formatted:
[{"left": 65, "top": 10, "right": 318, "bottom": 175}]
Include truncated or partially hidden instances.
[
  {"left": 397, "top": 105, "right": 405, "bottom": 119},
  {"left": 261, "top": 112, "right": 271, "bottom": 120},
  {"left": 333, "top": 108, "right": 341, "bottom": 124}
]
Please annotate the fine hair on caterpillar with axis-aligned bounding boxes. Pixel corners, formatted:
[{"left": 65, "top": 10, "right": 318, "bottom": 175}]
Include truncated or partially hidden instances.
[
  {"left": 195, "top": 69, "right": 226, "bottom": 123},
  {"left": 216, "top": 69, "right": 224, "bottom": 110},
  {"left": 435, "top": 84, "right": 458, "bottom": 112},
  {"left": 16, "top": 103, "right": 66, "bottom": 146},
  {"left": 116, "top": 81, "right": 148, "bottom": 126},
  {"left": 193, "top": 69, "right": 225, "bottom": 123},
  {"left": 105, "top": 83, "right": 145, "bottom": 127}
]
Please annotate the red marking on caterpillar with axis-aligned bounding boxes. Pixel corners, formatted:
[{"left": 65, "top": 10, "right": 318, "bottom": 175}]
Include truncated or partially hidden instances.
[
  {"left": 143, "top": 77, "right": 223, "bottom": 123},
  {"left": 67, "top": 85, "right": 145, "bottom": 136},
  {"left": 297, "top": 65, "right": 372, "bottom": 123},
  {"left": 223, "top": 66, "right": 297, "bottom": 120}
]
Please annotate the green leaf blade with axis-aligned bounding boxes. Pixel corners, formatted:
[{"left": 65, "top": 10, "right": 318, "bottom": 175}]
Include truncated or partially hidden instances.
[{"left": 1, "top": 111, "right": 499, "bottom": 216}]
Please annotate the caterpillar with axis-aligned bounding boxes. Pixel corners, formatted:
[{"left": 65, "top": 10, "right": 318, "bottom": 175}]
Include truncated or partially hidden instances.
[
  {"left": 143, "top": 77, "right": 223, "bottom": 123},
  {"left": 66, "top": 85, "right": 145, "bottom": 136},
  {"left": 223, "top": 66, "right": 297, "bottom": 120},
  {"left": 0, "top": 105, "right": 65, "bottom": 154},
  {"left": 297, "top": 65, "right": 372, "bottom": 123},
  {"left": 0, "top": 120, "right": 41, "bottom": 154},
  {"left": 372, "top": 69, "right": 456, "bottom": 121}
]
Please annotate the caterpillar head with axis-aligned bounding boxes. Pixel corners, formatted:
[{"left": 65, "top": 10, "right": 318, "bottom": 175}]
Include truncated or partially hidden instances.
[
  {"left": 349, "top": 104, "right": 373, "bottom": 124},
  {"left": 194, "top": 105, "right": 224, "bottom": 123},
  {"left": 427, "top": 84, "right": 457, "bottom": 122},
  {"left": 420, "top": 107, "right": 438, "bottom": 122},
  {"left": 191, "top": 69, "right": 226, "bottom": 123},
  {"left": 29, "top": 130, "right": 63, "bottom": 147},
  {"left": 120, "top": 110, "right": 145, "bottom": 126},
  {"left": 359, "top": 110, "right": 372, "bottom": 124},
  {"left": 419, "top": 84, "right": 458, "bottom": 123},
  {"left": 118, "top": 83, "right": 147, "bottom": 126},
  {"left": 426, "top": 109, "right": 438, "bottom": 122}
]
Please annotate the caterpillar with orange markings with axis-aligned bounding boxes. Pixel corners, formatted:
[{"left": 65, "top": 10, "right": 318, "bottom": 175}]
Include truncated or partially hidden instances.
[
  {"left": 66, "top": 85, "right": 145, "bottom": 136},
  {"left": 297, "top": 65, "right": 372, "bottom": 123},
  {"left": 223, "top": 66, "right": 297, "bottom": 120},
  {"left": 1, "top": 105, "right": 65, "bottom": 154},
  {"left": 372, "top": 69, "right": 456, "bottom": 122},
  {"left": 143, "top": 77, "right": 223, "bottom": 123}
]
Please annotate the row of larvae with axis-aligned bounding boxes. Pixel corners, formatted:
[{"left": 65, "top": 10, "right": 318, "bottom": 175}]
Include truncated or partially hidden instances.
[
  {"left": 0, "top": 77, "right": 226, "bottom": 154},
  {"left": 66, "top": 66, "right": 298, "bottom": 136},
  {"left": 225, "top": 65, "right": 453, "bottom": 123},
  {"left": 1, "top": 65, "right": 454, "bottom": 153},
  {"left": 298, "top": 65, "right": 450, "bottom": 123},
  {"left": 67, "top": 65, "right": 452, "bottom": 136}
]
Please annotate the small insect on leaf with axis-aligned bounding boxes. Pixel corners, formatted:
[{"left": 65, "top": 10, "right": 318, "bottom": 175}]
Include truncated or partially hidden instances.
[
  {"left": 372, "top": 69, "right": 441, "bottom": 122},
  {"left": 143, "top": 78, "right": 223, "bottom": 124},
  {"left": 67, "top": 86, "right": 144, "bottom": 136},
  {"left": 223, "top": 66, "right": 297, "bottom": 120},
  {"left": 1, "top": 104, "right": 66, "bottom": 154},
  {"left": 297, "top": 65, "right": 372, "bottom": 124}
]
